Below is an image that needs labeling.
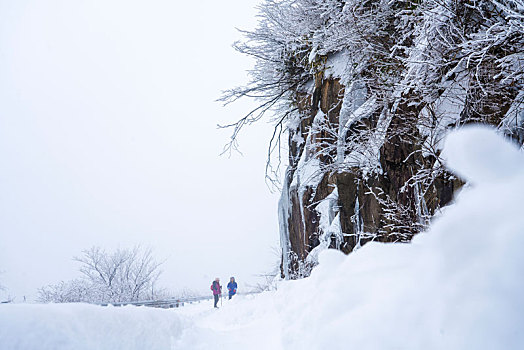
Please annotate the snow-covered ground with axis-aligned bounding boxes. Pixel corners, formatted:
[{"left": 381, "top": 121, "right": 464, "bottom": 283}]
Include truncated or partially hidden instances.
[
  {"left": 0, "top": 296, "right": 281, "bottom": 350},
  {"left": 1, "top": 125, "right": 523, "bottom": 349}
]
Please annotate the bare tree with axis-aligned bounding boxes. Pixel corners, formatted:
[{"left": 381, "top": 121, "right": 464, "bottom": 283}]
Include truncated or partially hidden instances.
[
  {"left": 38, "top": 246, "right": 164, "bottom": 303},
  {"left": 0, "top": 271, "right": 15, "bottom": 303},
  {"left": 37, "top": 279, "right": 93, "bottom": 303}
]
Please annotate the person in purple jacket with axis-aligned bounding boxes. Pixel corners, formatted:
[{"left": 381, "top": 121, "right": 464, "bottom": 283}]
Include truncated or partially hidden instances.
[{"left": 210, "top": 277, "right": 222, "bottom": 308}]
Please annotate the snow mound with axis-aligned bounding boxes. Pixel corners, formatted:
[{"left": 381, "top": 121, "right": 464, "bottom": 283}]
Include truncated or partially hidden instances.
[{"left": 442, "top": 126, "right": 524, "bottom": 184}]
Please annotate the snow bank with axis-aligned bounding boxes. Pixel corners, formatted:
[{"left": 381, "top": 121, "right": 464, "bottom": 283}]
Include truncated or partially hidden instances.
[
  {"left": 0, "top": 303, "right": 188, "bottom": 350},
  {"left": 1, "top": 126, "right": 523, "bottom": 349}
]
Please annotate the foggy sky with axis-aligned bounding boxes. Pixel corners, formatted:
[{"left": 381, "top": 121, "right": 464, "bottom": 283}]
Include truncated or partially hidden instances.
[{"left": 0, "top": 0, "right": 281, "bottom": 300}]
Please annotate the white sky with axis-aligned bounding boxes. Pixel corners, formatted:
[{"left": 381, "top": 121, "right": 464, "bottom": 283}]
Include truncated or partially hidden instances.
[{"left": 0, "top": 0, "right": 282, "bottom": 300}]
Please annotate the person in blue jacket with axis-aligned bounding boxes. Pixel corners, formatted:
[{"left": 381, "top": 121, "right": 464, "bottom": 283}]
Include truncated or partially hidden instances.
[{"left": 227, "top": 277, "right": 238, "bottom": 300}]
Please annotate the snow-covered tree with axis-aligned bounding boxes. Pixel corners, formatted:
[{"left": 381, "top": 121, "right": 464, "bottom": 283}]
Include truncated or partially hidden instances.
[
  {"left": 37, "top": 279, "right": 94, "bottom": 303},
  {"left": 38, "top": 246, "right": 164, "bottom": 303}
]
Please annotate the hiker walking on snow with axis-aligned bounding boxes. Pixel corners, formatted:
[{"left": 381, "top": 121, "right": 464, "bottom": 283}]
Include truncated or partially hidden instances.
[
  {"left": 210, "top": 278, "right": 222, "bottom": 308},
  {"left": 227, "top": 277, "right": 237, "bottom": 300}
]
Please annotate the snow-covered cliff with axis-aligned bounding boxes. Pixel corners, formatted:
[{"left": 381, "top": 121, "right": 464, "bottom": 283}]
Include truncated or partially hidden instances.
[{"left": 225, "top": 0, "right": 524, "bottom": 278}]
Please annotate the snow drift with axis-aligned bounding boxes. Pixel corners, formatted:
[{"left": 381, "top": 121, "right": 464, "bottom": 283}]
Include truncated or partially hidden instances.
[
  {"left": 0, "top": 303, "right": 186, "bottom": 349},
  {"left": 271, "top": 125, "right": 524, "bottom": 349},
  {"left": 1, "top": 126, "right": 523, "bottom": 349}
]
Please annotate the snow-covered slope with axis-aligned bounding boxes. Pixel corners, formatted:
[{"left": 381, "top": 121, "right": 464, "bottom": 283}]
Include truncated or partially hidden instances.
[{"left": 1, "top": 126, "right": 523, "bottom": 349}]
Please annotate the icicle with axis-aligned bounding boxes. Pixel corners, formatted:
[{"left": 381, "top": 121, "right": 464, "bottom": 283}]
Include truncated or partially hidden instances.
[
  {"left": 305, "top": 186, "right": 340, "bottom": 266},
  {"left": 413, "top": 178, "right": 429, "bottom": 227},
  {"left": 332, "top": 213, "right": 342, "bottom": 250},
  {"left": 278, "top": 168, "right": 293, "bottom": 280},
  {"left": 421, "top": 185, "right": 429, "bottom": 225},
  {"left": 353, "top": 194, "right": 364, "bottom": 250}
]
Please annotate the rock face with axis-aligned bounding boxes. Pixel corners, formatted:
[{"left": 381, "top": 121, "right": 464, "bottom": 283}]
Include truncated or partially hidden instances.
[
  {"left": 227, "top": 0, "right": 524, "bottom": 279},
  {"left": 279, "top": 60, "right": 522, "bottom": 277},
  {"left": 280, "top": 75, "right": 468, "bottom": 278}
]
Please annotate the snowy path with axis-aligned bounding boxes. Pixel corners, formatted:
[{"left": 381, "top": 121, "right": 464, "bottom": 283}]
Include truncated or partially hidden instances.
[
  {"left": 173, "top": 294, "right": 283, "bottom": 349},
  {"left": 0, "top": 293, "right": 284, "bottom": 350}
]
